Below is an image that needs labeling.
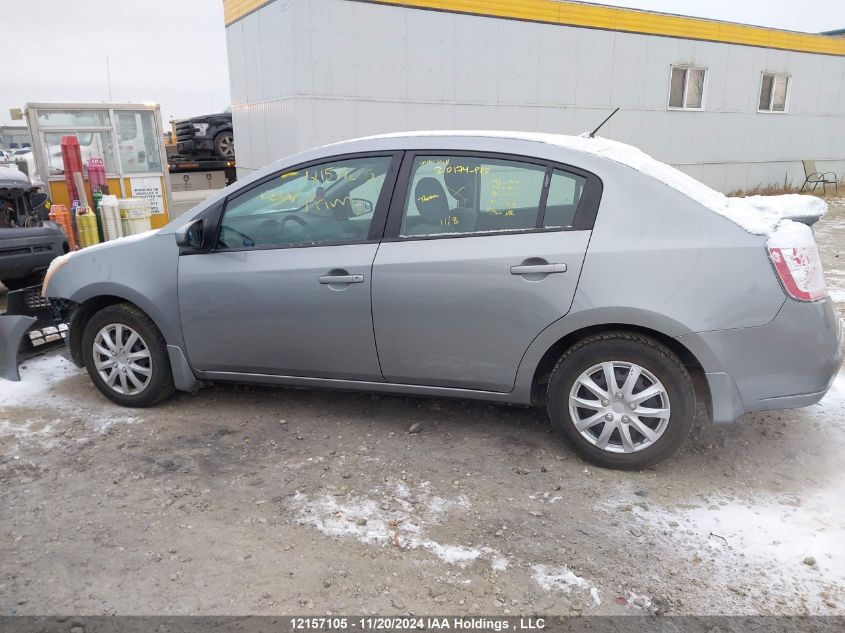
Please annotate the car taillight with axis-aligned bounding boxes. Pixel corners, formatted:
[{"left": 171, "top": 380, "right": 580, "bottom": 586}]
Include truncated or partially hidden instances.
[{"left": 768, "top": 242, "right": 826, "bottom": 302}]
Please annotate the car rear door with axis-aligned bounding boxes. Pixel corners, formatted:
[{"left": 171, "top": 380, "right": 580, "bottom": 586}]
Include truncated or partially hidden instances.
[
  {"left": 178, "top": 152, "right": 400, "bottom": 380},
  {"left": 371, "top": 151, "right": 602, "bottom": 392}
]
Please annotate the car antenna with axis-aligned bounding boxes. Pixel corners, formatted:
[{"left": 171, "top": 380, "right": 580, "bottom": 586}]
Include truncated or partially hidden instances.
[{"left": 587, "top": 107, "right": 620, "bottom": 138}]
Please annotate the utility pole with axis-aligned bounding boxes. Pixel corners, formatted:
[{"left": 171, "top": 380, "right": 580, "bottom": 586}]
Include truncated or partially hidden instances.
[{"left": 106, "top": 56, "right": 113, "bottom": 102}]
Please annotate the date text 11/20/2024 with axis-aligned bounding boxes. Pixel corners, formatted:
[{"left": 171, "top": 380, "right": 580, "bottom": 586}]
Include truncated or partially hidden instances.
[{"left": 290, "top": 617, "right": 547, "bottom": 631}]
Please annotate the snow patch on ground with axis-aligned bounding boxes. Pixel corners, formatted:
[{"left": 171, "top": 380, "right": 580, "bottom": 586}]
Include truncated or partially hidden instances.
[
  {"left": 531, "top": 564, "right": 603, "bottom": 606},
  {"left": 0, "top": 419, "right": 60, "bottom": 448},
  {"left": 0, "top": 354, "right": 78, "bottom": 408},
  {"left": 813, "top": 371, "right": 845, "bottom": 426},
  {"left": 597, "top": 371, "right": 845, "bottom": 612},
  {"left": 291, "top": 482, "right": 505, "bottom": 570},
  {"left": 605, "top": 472, "right": 845, "bottom": 612},
  {"left": 531, "top": 564, "right": 589, "bottom": 592},
  {"left": 0, "top": 354, "right": 138, "bottom": 450},
  {"left": 293, "top": 480, "right": 610, "bottom": 606},
  {"left": 674, "top": 491, "right": 845, "bottom": 585},
  {"left": 624, "top": 592, "right": 654, "bottom": 611}
]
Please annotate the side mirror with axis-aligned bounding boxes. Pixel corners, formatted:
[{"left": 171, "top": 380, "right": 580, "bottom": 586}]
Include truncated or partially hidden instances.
[
  {"left": 29, "top": 192, "right": 50, "bottom": 219},
  {"left": 176, "top": 218, "right": 205, "bottom": 250},
  {"left": 350, "top": 198, "right": 373, "bottom": 216}
]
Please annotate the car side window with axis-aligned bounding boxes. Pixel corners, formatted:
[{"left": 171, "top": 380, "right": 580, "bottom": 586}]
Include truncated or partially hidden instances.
[
  {"left": 399, "top": 156, "right": 546, "bottom": 238},
  {"left": 217, "top": 156, "right": 392, "bottom": 250},
  {"left": 543, "top": 170, "right": 586, "bottom": 229}
]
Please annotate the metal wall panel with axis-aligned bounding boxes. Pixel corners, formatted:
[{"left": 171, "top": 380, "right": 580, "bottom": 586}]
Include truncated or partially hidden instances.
[{"left": 228, "top": 0, "right": 845, "bottom": 191}]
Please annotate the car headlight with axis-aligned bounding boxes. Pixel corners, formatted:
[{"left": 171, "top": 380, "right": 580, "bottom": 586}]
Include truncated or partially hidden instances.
[{"left": 192, "top": 122, "right": 209, "bottom": 136}]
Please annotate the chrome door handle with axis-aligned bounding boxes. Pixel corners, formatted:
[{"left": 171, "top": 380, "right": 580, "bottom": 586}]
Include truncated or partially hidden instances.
[
  {"left": 318, "top": 274, "right": 364, "bottom": 284},
  {"left": 510, "top": 263, "right": 567, "bottom": 275}
]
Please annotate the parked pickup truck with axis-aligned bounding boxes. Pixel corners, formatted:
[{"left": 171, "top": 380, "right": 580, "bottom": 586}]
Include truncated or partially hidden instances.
[
  {"left": 174, "top": 111, "right": 234, "bottom": 159},
  {"left": 0, "top": 166, "right": 68, "bottom": 290}
]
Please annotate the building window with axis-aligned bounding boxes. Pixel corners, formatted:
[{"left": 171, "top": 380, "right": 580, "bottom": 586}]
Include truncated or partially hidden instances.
[
  {"left": 668, "top": 66, "right": 706, "bottom": 110},
  {"left": 759, "top": 73, "right": 789, "bottom": 112}
]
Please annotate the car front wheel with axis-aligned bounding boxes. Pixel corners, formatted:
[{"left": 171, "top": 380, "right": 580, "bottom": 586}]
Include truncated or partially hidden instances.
[
  {"left": 547, "top": 332, "right": 695, "bottom": 470},
  {"left": 81, "top": 303, "right": 175, "bottom": 407},
  {"left": 214, "top": 131, "right": 234, "bottom": 157}
]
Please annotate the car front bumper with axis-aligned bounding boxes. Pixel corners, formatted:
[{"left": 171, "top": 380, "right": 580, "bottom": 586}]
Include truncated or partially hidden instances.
[
  {"left": 0, "top": 230, "right": 65, "bottom": 280},
  {"left": 0, "top": 314, "right": 37, "bottom": 380},
  {"left": 177, "top": 139, "right": 213, "bottom": 154},
  {"left": 678, "top": 296, "right": 844, "bottom": 423},
  {"left": 0, "top": 287, "right": 69, "bottom": 381}
]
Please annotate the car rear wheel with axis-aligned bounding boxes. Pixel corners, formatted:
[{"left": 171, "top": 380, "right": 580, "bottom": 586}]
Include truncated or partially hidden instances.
[
  {"left": 547, "top": 332, "right": 695, "bottom": 470},
  {"left": 81, "top": 303, "right": 175, "bottom": 407},
  {"left": 214, "top": 131, "right": 234, "bottom": 157}
]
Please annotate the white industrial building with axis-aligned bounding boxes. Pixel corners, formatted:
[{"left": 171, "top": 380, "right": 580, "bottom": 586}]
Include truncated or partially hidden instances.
[{"left": 223, "top": 0, "right": 845, "bottom": 192}]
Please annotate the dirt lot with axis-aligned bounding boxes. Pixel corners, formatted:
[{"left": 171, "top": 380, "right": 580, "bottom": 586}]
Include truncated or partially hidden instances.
[{"left": 1, "top": 201, "right": 844, "bottom": 617}]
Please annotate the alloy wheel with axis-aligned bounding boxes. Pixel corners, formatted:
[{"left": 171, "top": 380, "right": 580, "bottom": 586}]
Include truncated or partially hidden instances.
[
  {"left": 218, "top": 135, "right": 234, "bottom": 157},
  {"left": 93, "top": 324, "right": 152, "bottom": 395},
  {"left": 568, "top": 361, "right": 671, "bottom": 453}
]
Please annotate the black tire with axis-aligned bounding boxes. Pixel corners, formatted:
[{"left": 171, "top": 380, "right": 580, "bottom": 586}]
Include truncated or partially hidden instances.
[
  {"left": 81, "top": 303, "right": 175, "bottom": 407},
  {"left": 213, "top": 130, "right": 234, "bottom": 157},
  {"left": 547, "top": 332, "right": 695, "bottom": 470},
  {"left": 1, "top": 273, "right": 44, "bottom": 291}
]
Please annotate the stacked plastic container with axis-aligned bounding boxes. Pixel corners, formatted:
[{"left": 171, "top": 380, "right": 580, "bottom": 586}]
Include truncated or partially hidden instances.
[
  {"left": 60, "top": 136, "right": 84, "bottom": 203},
  {"left": 118, "top": 197, "right": 152, "bottom": 235},
  {"left": 48, "top": 204, "right": 78, "bottom": 250},
  {"left": 76, "top": 208, "right": 101, "bottom": 248},
  {"left": 87, "top": 158, "right": 106, "bottom": 192},
  {"left": 99, "top": 195, "right": 123, "bottom": 241}
]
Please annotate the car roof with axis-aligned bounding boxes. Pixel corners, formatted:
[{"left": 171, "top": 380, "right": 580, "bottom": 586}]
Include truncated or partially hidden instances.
[
  {"left": 163, "top": 129, "right": 711, "bottom": 233},
  {"left": 325, "top": 130, "right": 603, "bottom": 158},
  {"left": 274, "top": 130, "right": 639, "bottom": 180},
  {"left": 271, "top": 130, "right": 727, "bottom": 214},
  {"left": 165, "top": 129, "right": 772, "bottom": 237}
]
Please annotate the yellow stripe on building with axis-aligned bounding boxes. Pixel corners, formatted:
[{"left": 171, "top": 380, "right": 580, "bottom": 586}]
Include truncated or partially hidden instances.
[
  {"left": 223, "top": 0, "right": 845, "bottom": 56},
  {"left": 223, "top": 0, "right": 272, "bottom": 26},
  {"left": 371, "top": 0, "right": 845, "bottom": 56}
]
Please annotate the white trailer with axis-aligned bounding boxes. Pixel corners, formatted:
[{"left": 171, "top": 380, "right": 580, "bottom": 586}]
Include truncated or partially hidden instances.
[{"left": 223, "top": 0, "right": 845, "bottom": 193}]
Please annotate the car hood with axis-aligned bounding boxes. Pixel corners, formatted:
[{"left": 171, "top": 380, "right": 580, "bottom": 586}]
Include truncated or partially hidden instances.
[
  {"left": 178, "top": 113, "right": 232, "bottom": 124},
  {"left": 0, "top": 165, "right": 31, "bottom": 189},
  {"left": 43, "top": 228, "right": 164, "bottom": 297},
  {"left": 50, "top": 229, "right": 161, "bottom": 270}
]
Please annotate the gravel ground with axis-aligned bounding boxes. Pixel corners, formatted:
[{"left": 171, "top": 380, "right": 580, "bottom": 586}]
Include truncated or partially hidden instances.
[{"left": 1, "top": 201, "right": 844, "bottom": 616}]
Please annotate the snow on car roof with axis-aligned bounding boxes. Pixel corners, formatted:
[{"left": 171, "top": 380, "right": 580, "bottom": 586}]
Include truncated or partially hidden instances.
[{"left": 361, "top": 130, "right": 827, "bottom": 240}]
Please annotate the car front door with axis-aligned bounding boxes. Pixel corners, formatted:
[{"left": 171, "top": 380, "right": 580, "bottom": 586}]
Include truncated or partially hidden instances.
[
  {"left": 178, "top": 153, "right": 400, "bottom": 380},
  {"left": 371, "top": 152, "right": 602, "bottom": 392}
]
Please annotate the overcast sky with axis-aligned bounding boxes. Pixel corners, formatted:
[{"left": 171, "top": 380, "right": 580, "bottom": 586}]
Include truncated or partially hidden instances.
[
  {"left": 2, "top": 0, "right": 843, "bottom": 127},
  {"left": 588, "top": 0, "right": 844, "bottom": 32},
  {"left": 1, "top": 0, "right": 229, "bottom": 126}
]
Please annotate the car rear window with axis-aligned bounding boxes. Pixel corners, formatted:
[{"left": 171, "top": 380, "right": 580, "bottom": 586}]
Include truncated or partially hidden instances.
[{"left": 543, "top": 170, "right": 587, "bottom": 229}]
